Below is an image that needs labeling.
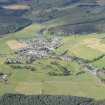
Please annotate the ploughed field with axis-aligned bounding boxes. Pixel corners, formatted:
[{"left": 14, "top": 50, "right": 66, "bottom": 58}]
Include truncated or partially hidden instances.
[{"left": 0, "top": 23, "right": 105, "bottom": 100}]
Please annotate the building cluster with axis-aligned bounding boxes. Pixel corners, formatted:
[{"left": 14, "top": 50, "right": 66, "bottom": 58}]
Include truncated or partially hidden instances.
[
  {"left": 0, "top": 73, "right": 9, "bottom": 82},
  {"left": 5, "top": 36, "right": 60, "bottom": 64},
  {"left": 5, "top": 58, "right": 22, "bottom": 64}
]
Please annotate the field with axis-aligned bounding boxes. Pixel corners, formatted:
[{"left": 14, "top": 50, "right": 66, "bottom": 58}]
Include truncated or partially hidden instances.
[
  {"left": 56, "top": 35, "right": 104, "bottom": 60},
  {"left": 2, "top": 4, "right": 30, "bottom": 10},
  {"left": 16, "top": 82, "right": 42, "bottom": 95},
  {"left": 7, "top": 40, "right": 28, "bottom": 50},
  {"left": 83, "top": 38, "right": 105, "bottom": 53},
  {"left": 0, "top": 23, "right": 105, "bottom": 100},
  {"left": 97, "top": 0, "right": 105, "bottom": 5}
]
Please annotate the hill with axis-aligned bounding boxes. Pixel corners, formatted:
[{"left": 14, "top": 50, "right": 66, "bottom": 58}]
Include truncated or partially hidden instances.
[
  {"left": 0, "top": 16, "right": 31, "bottom": 36},
  {"left": 0, "top": 0, "right": 31, "bottom": 35},
  {"left": 1, "top": 0, "right": 105, "bottom": 35},
  {"left": 21, "top": 0, "right": 105, "bottom": 34},
  {"left": 0, "top": 0, "right": 105, "bottom": 100}
]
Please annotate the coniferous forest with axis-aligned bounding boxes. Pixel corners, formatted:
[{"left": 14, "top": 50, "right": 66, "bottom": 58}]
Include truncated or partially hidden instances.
[{"left": 0, "top": 94, "right": 105, "bottom": 105}]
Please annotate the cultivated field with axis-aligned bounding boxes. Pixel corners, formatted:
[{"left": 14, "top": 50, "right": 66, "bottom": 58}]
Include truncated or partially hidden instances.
[
  {"left": 7, "top": 40, "right": 28, "bottom": 50},
  {"left": 83, "top": 38, "right": 105, "bottom": 53},
  {"left": 56, "top": 35, "right": 104, "bottom": 60}
]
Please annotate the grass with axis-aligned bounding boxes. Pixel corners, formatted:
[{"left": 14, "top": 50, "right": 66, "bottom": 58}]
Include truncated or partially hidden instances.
[
  {"left": 56, "top": 35, "right": 104, "bottom": 60},
  {"left": 43, "top": 76, "right": 105, "bottom": 100},
  {"left": 93, "top": 56, "right": 105, "bottom": 68},
  {"left": 1, "top": 60, "right": 105, "bottom": 100},
  {"left": 98, "top": 72, "right": 105, "bottom": 80},
  {"left": 0, "top": 23, "right": 44, "bottom": 54},
  {"left": 0, "top": 23, "right": 105, "bottom": 100},
  {"left": 16, "top": 82, "right": 42, "bottom": 95},
  {"left": 0, "top": 58, "right": 105, "bottom": 100}
]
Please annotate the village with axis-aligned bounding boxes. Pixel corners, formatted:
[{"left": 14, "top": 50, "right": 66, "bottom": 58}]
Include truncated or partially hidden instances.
[
  {"left": 0, "top": 36, "right": 61, "bottom": 82},
  {"left": 0, "top": 36, "right": 104, "bottom": 84},
  {"left": 5, "top": 36, "right": 60, "bottom": 64}
]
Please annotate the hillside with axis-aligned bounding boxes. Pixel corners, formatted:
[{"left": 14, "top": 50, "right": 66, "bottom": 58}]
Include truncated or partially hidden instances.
[
  {"left": 0, "top": 1, "right": 31, "bottom": 35},
  {"left": 1, "top": 0, "right": 105, "bottom": 35},
  {"left": 0, "top": 16, "right": 31, "bottom": 36},
  {"left": 22, "top": 0, "right": 105, "bottom": 34}
]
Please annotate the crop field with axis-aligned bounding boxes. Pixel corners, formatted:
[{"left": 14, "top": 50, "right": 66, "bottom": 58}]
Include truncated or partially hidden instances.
[
  {"left": 56, "top": 35, "right": 104, "bottom": 60},
  {"left": 83, "top": 38, "right": 105, "bottom": 53},
  {"left": 7, "top": 40, "right": 28, "bottom": 50},
  {"left": 0, "top": 23, "right": 105, "bottom": 100}
]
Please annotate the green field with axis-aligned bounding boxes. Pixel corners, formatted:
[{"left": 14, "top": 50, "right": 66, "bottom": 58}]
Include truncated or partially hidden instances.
[
  {"left": 56, "top": 35, "right": 104, "bottom": 60},
  {"left": 93, "top": 56, "right": 105, "bottom": 68},
  {"left": 0, "top": 23, "right": 105, "bottom": 100}
]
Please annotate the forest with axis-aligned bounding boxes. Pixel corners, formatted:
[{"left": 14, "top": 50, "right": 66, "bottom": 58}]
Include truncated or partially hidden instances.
[{"left": 0, "top": 94, "right": 100, "bottom": 105}]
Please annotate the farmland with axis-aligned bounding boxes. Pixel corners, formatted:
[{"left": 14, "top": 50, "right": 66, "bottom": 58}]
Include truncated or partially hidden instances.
[
  {"left": 0, "top": 23, "right": 105, "bottom": 100},
  {"left": 7, "top": 40, "right": 28, "bottom": 50}
]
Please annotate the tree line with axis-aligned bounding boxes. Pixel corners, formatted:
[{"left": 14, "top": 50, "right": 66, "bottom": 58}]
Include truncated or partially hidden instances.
[{"left": 0, "top": 94, "right": 105, "bottom": 105}]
